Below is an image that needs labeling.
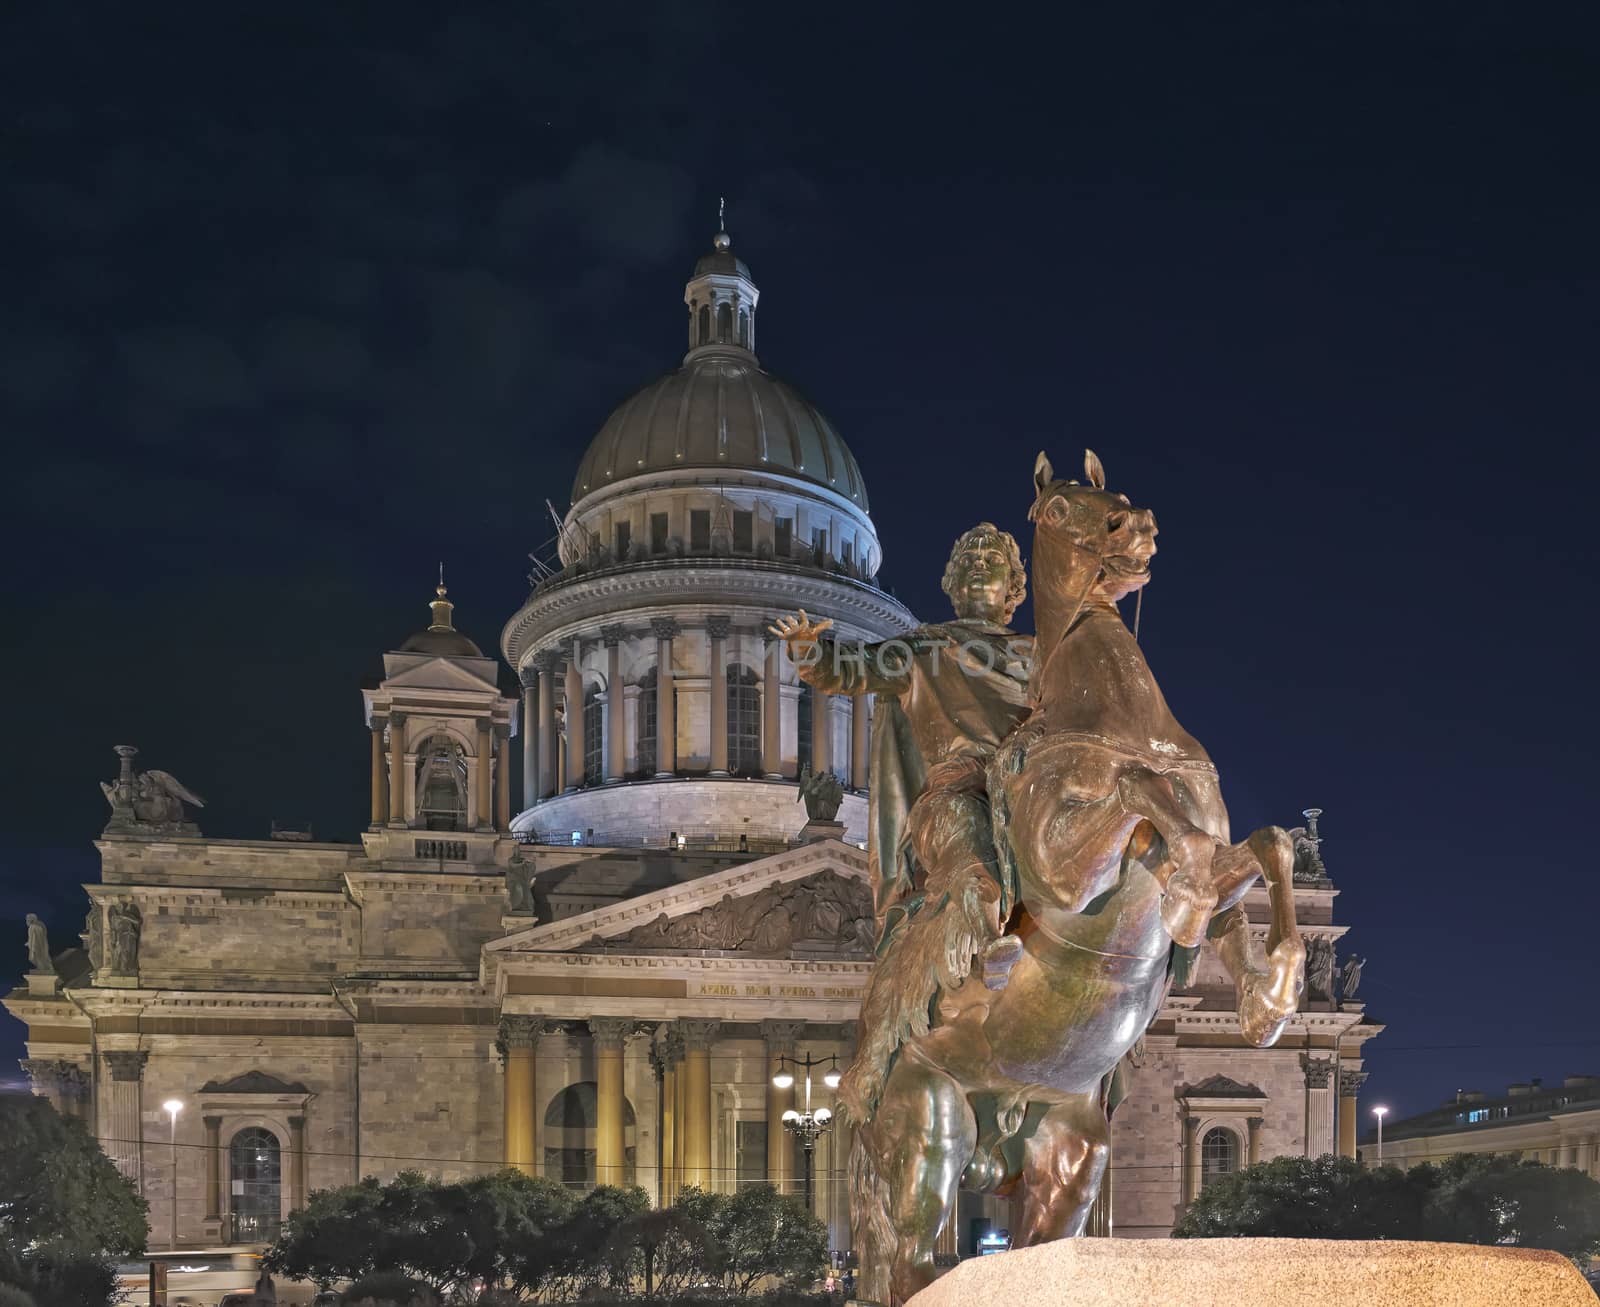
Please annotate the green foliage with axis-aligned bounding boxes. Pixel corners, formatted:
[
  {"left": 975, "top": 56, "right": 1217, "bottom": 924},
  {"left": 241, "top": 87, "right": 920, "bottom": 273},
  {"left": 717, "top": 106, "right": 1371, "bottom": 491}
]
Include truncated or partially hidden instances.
[
  {"left": 340, "top": 1268, "right": 440, "bottom": 1306},
  {"left": 0, "top": 1096, "right": 147, "bottom": 1307},
  {"left": 1173, "top": 1151, "right": 1600, "bottom": 1262},
  {"left": 268, "top": 1171, "right": 827, "bottom": 1301}
]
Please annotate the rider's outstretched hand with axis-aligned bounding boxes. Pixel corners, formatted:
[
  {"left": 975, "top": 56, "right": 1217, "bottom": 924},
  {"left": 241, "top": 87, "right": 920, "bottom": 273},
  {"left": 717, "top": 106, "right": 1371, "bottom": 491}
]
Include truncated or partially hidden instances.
[{"left": 768, "top": 609, "right": 833, "bottom": 663}]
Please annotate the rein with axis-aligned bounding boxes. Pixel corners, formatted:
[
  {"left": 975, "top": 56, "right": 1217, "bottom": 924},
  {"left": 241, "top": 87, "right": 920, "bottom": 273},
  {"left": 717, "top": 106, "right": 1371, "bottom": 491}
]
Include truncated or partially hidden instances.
[{"left": 1030, "top": 543, "right": 1106, "bottom": 705}]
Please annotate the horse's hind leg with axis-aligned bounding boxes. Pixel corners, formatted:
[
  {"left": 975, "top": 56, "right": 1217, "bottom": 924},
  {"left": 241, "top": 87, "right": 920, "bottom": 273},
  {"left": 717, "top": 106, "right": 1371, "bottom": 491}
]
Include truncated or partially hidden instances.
[
  {"left": 872, "top": 1055, "right": 976, "bottom": 1303},
  {"left": 1013, "top": 1093, "right": 1109, "bottom": 1246}
]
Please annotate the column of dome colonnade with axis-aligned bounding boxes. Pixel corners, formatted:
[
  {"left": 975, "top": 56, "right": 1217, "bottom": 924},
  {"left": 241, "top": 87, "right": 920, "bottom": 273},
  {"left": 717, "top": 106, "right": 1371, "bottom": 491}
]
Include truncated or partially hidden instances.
[{"left": 511, "top": 619, "right": 871, "bottom": 790}]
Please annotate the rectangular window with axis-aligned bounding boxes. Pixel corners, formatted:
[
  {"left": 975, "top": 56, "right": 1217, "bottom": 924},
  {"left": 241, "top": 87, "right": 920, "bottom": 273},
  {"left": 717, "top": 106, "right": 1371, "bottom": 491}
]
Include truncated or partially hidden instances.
[
  {"left": 774, "top": 517, "right": 793, "bottom": 558},
  {"left": 842, "top": 538, "right": 854, "bottom": 565},
  {"left": 690, "top": 509, "right": 711, "bottom": 552},
  {"left": 650, "top": 512, "right": 669, "bottom": 554},
  {"left": 736, "top": 1120, "right": 768, "bottom": 1188},
  {"left": 732, "top": 510, "right": 754, "bottom": 554},
  {"left": 614, "top": 521, "right": 631, "bottom": 558},
  {"left": 812, "top": 526, "right": 828, "bottom": 552}
]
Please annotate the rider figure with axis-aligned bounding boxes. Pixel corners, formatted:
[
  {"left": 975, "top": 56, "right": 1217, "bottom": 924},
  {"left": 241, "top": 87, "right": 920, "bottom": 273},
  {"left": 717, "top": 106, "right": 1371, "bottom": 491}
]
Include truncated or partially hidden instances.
[{"left": 773, "top": 524, "right": 1033, "bottom": 1113}]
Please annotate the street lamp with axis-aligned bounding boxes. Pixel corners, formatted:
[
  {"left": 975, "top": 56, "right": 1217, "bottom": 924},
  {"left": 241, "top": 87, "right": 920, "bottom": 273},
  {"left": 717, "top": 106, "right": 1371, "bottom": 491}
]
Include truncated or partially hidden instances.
[
  {"left": 163, "top": 1099, "right": 183, "bottom": 1250},
  {"left": 773, "top": 1053, "right": 839, "bottom": 1213},
  {"left": 1372, "top": 1104, "right": 1388, "bottom": 1164}
]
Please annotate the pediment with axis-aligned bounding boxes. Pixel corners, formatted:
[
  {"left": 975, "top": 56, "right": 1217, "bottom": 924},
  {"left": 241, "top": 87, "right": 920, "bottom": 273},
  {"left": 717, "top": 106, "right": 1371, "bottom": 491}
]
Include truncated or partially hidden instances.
[
  {"left": 199, "top": 1069, "right": 309, "bottom": 1095},
  {"left": 1182, "top": 1074, "right": 1266, "bottom": 1100},
  {"left": 488, "top": 838, "right": 872, "bottom": 959},
  {"left": 381, "top": 654, "right": 500, "bottom": 693}
]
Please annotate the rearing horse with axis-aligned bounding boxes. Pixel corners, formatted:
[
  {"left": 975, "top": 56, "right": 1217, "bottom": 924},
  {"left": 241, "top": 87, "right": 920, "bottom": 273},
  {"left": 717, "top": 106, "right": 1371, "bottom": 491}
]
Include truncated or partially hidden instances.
[{"left": 846, "top": 451, "right": 1305, "bottom": 1306}]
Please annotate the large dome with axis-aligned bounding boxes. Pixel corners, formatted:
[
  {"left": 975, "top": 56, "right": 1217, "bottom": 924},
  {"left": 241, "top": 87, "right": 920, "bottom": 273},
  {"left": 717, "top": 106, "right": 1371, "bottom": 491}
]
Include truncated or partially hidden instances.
[{"left": 571, "top": 351, "right": 870, "bottom": 510}]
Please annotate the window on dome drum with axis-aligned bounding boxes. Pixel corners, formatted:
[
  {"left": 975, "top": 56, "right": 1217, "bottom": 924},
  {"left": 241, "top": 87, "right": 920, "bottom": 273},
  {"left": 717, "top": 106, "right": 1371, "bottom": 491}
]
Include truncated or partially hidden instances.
[
  {"left": 229, "top": 1127, "right": 281, "bottom": 1242},
  {"left": 774, "top": 517, "right": 793, "bottom": 559},
  {"left": 728, "top": 665, "right": 761, "bottom": 775},
  {"left": 583, "top": 687, "right": 604, "bottom": 784},
  {"left": 797, "top": 682, "right": 814, "bottom": 774},
  {"left": 732, "top": 510, "right": 753, "bottom": 554},
  {"left": 614, "top": 521, "right": 631, "bottom": 559},
  {"left": 717, "top": 302, "right": 733, "bottom": 342},
  {"left": 736, "top": 1119, "right": 768, "bottom": 1188},
  {"left": 1200, "top": 1127, "right": 1239, "bottom": 1189},
  {"left": 842, "top": 538, "right": 854, "bottom": 566},
  {"left": 690, "top": 509, "right": 711, "bottom": 553},
  {"left": 544, "top": 1082, "right": 636, "bottom": 1188},
  {"left": 415, "top": 736, "right": 468, "bottom": 831},
  {"left": 812, "top": 526, "right": 829, "bottom": 563},
  {"left": 650, "top": 513, "right": 669, "bottom": 554},
  {"left": 697, "top": 305, "right": 711, "bottom": 346},
  {"left": 637, "top": 669, "right": 657, "bottom": 776}
]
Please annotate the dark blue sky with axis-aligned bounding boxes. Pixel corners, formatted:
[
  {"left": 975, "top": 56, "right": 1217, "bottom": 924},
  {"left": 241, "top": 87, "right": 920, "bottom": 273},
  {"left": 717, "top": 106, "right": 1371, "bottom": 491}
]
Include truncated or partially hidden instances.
[{"left": 4, "top": 2, "right": 1597, "bottom": 1120}]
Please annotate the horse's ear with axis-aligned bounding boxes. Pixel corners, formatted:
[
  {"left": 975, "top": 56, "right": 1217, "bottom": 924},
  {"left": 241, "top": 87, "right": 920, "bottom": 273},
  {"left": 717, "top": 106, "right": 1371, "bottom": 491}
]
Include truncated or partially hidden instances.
[
  {"left": 1084, "top": 449, "right": 1106, "bottom": 490},
  {"left": 1034, "top": 451, "right": 1055, "bottom": 497}
]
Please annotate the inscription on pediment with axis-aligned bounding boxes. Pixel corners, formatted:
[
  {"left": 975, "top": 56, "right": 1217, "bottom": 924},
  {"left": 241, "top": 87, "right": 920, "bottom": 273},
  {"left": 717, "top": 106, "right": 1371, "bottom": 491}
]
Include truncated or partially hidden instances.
[{"left": 584, "top": 869, "right": 875, "bottom": 959}]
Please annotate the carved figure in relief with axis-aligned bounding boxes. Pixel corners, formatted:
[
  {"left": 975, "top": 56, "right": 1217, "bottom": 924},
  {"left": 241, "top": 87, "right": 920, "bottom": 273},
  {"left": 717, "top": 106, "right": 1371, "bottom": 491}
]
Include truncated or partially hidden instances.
[{"left": 107, "top": 902, "right": 143, "bottom": 974}]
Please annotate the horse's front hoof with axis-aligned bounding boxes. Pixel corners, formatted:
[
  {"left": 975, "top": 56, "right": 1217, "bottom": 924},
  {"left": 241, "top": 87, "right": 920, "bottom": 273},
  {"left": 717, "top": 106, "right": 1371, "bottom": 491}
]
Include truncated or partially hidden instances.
[{"left": 981, "top": 934, "right": 1024, "bottom": 990}]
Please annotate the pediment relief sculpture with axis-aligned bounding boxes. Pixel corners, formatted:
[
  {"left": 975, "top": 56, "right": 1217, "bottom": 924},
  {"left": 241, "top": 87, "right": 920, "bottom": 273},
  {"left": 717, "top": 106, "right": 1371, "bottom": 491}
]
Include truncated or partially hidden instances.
[{"left": 585, "top": 868, "right": 875, "bottom": 958}]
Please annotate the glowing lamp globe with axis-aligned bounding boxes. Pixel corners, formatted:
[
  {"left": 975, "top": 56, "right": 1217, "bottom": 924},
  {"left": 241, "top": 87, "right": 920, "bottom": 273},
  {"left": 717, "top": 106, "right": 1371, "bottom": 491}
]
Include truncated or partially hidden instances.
[
  {"left": 782, "top": 1109, "right": 801, "bottom": 1123},
  {"left": 814, "top": 1107, "right": 833, "bottom": 1123},
  {"left": 772, "top": 1070, "right": 794, "bottom": 1089}
]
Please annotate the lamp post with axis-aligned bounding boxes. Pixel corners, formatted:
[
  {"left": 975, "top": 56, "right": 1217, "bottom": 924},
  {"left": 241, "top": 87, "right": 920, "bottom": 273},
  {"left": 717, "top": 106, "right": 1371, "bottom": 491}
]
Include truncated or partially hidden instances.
[
  {"left": 162, "top": 1099, "right": 184, "bottom": 1250},
  {"left": 772, "top": 1052, "right": 841, "bottom": 1213},
  {"left": 1372, "top": 1104, "right": 1388, "bottom": 1165}
]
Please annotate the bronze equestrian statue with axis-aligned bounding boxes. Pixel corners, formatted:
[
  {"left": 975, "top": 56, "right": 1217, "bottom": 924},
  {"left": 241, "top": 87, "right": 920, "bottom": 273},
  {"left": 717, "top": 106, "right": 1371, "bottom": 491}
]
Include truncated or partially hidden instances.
[{"left": 778, "top": 451, "right": 1306, "bottom": 1306}]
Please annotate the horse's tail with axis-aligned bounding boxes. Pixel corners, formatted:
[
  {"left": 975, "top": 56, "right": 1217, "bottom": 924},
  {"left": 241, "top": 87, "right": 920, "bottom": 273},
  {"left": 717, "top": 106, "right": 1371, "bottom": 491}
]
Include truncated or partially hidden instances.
[
  {"left": 849, "top": 1124, "right": 895, "bottom": 1306},
  {"left": 837, "top": 912, "right": 933, "bottom": 1126}
]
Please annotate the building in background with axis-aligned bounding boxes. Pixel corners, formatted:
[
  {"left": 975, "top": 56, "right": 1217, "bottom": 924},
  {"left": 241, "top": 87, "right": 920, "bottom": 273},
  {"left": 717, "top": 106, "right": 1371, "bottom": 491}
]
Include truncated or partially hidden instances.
[
  {"left": 1360, "top": 1076, "right": 1600, "bottom": 1175},
  {"left": 6, "top": 229, "right": 1379, "bottom": 1257}
]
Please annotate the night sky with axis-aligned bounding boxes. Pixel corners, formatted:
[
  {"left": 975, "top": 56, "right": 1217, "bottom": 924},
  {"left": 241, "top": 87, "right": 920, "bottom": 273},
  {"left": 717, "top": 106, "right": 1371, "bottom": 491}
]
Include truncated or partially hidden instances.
[{"left": 4, "top": 3, "right": 1597, "bottom": 1125}]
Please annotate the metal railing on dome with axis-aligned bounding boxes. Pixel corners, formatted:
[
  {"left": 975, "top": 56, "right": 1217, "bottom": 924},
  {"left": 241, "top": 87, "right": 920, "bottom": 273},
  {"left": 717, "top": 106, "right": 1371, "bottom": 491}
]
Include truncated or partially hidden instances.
[
  {"left": 527, "top": 550, "right": 895, "bottom": 599},
  {"left": 513, "top": 822, "right": 803, "bottom": 855}
]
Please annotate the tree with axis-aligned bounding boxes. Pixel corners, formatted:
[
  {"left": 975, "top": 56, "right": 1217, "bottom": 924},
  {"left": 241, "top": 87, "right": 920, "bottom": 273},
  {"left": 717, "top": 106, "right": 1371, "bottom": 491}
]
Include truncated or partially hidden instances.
[
  {"left": 268, "top": 1170, "right": 580, "bottom": 1301},
  {"left": 1173, "top": 1151, "right": 1600, "bottom": 1263},
  {"left": 604, "top": 1207, "right": 716, "bottom": 1298},
  {"left": 547, "top": 1184, "right": 651, "bottom": 1297},
  {"left": 712, "top": 1184, "right": 829, "bottom": 1293},
  {"left": 0, "top": 1095, "right": 147, "bottom": 1307}
]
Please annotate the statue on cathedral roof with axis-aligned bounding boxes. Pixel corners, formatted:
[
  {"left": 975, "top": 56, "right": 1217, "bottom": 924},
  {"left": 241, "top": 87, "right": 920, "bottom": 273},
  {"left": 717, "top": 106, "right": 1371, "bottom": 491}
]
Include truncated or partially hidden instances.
[
  {"left": 99, "top": 745, "right": 205, "bottom": 834},
  {"left": 24, "top": 913, "right": 53, "bottom": 975}
]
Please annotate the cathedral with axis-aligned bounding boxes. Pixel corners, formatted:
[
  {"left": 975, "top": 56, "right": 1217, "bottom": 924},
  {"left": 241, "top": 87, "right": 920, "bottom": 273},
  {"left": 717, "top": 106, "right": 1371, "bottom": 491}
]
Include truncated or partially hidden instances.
[{"left": 6, "top": 226, "right": 1380, "bottom": 1259}]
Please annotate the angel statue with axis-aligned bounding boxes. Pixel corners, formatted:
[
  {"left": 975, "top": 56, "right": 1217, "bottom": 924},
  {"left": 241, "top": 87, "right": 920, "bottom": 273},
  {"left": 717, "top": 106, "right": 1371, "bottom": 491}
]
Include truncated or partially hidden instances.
[
  {"left": 796, "top": 764, "right": 845, "bottom": 822},
  {"left": 101, "top": 750, "right": 205, "bottom": 830}
]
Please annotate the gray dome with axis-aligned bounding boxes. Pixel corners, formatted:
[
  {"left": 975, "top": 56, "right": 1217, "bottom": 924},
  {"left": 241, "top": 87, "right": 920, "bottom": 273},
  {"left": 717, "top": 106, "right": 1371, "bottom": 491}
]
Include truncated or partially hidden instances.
[
  {"left": 571, "top": 352, "right": 870, "bottom": 509},
  {"left": 400, "top": 627, "right": 483, "bottom": 658}
]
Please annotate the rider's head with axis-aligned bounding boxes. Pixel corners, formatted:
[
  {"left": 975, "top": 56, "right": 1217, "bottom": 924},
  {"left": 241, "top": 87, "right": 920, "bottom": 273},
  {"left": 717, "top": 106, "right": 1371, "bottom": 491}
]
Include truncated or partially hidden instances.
[{"left": 942, "top": 523, "right": 1026, "bottom": 624}]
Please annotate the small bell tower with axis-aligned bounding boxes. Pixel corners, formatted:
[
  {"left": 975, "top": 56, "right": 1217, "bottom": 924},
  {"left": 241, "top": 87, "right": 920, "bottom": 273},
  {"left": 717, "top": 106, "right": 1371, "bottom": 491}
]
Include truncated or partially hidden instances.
[
  {"left": 361, "top": 571, "right": 517, "bottom": 860},
  {"left": 684, "top": 198, "right": 760, "bottom": 357}
]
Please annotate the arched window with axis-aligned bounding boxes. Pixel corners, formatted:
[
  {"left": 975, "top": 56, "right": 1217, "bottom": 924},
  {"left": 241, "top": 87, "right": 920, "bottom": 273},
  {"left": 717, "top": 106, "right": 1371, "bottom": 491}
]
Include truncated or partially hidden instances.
[
  {"left": 717, "top": 302, "right": 733, "bottom": 342},
  {"left": 737, "top": 307, "right": 750, "bottom": 347},
  {"left": 229, "top": 1127, "right": 281, "bottom": 1242},
  {"left": 415, "top": 735, "right": 468, "bottom": 831},
  {"left": 1201, "top": 1127, "right": 1239, "bottom": 1189},
  {"left": 796, "top": 682, "right": 814, "bottom": 775},
  {"left": 697, "top": 305, "right": 711, "bottom": 345},
  {"left": 583, "top": 686, "right": 604, "bottom": 784},
  {"left": 637, "top": 668, "right": 657, "bottom": 777},
  {"left": 728, "top": 666, "right": 761, "bottom": 776},
  {"left": 543, "top": 1082, "right": 636, "bottom": 1189}
]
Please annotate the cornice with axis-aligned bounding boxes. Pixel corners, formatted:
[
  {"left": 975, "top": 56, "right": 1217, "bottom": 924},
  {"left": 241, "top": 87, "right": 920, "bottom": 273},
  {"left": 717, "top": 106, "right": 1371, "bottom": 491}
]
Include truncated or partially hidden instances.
[
  {"left": 502, "top": 562, "right": 916, "bottom": 665},
  {"left": 85, "top": 886, "right": 348, "bottom": 909}
]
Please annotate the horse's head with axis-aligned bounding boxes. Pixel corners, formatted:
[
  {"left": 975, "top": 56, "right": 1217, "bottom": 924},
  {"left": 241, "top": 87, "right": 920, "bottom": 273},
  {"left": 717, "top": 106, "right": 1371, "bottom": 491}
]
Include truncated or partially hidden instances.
[{"left": 1029, "top": 449, "right": 1157, "bottom": 606}]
